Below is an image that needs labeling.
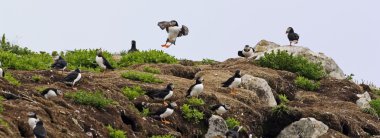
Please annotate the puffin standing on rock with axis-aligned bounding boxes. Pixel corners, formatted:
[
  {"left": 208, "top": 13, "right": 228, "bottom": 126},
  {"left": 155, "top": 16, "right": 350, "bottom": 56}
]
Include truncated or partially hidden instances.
[
  {"left": 146, "top": 83, "right": 174, "bottom": 106},
  {"left": 41, "top": 88, "right": 63, "bottom": 99},
  {"left": 158, "top": 20, "right": 189, "bottom": 48},
  {"left": 63, "top": 68, "right": 81, "bottom": 89},
  {"left": 286, "top": 27, "right": 299, "bottom": 46},
  {"left": 150, "top": 102, "right": 177, "bottom": 124},
  {"left": 51, "top": 56, "right": 67, "bottom": 73},
  {"left": 238, "top": 45, "right": 255, "bottom": 58},
  {"left": 222, "top": 70, "right": 242, "bottom": 95},
  {"left": 96, "top": 49, "right": 114, "bottom": 72},
  {"left": 211, "top": 104, "right": 230, "bottom": 115},
  {"left": 186, "top": 77, "right": 204, "bottom": 98}
]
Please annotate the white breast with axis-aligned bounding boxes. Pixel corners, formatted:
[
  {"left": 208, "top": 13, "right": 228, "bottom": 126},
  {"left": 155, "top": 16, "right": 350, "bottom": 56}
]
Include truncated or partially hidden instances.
[
  {"left": 164, "top": 91, "right": 173, "bottom": 100},
  {"left": 190, "top": 84, "right": 204, "bottom": 96},
  {"left": 216, "top": 106, "right": 227, "bottom": 115},
  {"left": 95, "top": 56, "right": 106, "bottom": 69},
  {"left": 229, "top": 78, "right": 242, "bottom": 88},
  {"left": 73, "top": 73, "right": 82, "bottom": 86},
  {"left": 44, "top": 90, "right": 57, "bottom": 99},
  {"left": 0, "top": 68, "right": 3, "bottom": 77},
  {"left": 28, "top": 118, "right": 38, "bottom": 129},
  {"left": 242, "top": 49, "right": 253, "bottom": 57},
  {"left": 167, "top": 26, "right": 181, "bottom": 41},
  {"left": 160, "top": 108, "right": 174, "bottom": 118}
]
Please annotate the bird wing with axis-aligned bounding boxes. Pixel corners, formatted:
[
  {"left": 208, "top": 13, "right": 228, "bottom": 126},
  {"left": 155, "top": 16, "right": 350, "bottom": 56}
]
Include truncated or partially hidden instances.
[
  {"left": 102, "top": 57, "right": 114, "bottom": 69},
  {"left": 177, "top": 25, "right": 189, "bottom": 37},
  {"left": 145, "top": 89, "right": 169, "bottom": 100},
  {"left": 151, "top": 107, "right": 167, "bottom": 116},
  {"left": 186, "top": 84, "right": 197, "bottom": 97},
  {"left": 64, "top": 72, "right": 78, "bottom": 82},
  {"left": 221, "top": 77, "right": 235, "bottom": 87},
  {"left": 33, "top": 127, "right": 47, "bottom": 138},
  {"left": 158, "top": 21, "right": 171, "bottom": 31},
  {"left": 210, "top": 104, "right": 222, "bottom": 111},
  {"left": 52, "top": 59, "right": 67, "bottom": 68},
  {"left": 238, "top": 51, "right": 244, "bottom": 57},
  {"left": 294, "top": 33, "right": 299, "bottom": 40}
]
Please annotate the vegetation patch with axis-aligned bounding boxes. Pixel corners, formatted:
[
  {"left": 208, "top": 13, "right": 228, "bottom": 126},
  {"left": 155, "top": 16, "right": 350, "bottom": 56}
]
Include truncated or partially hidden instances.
[
  {"left": 186, "top": 98, "right": 205, "bottom": 106},
  {"left": 32, "top": 75, "right": 43, "bottom": 82},
  {"left": 278, "top": 94, "right": 289, "bottom": 104},
  {"left": 370, "top": 99, "right": 380, "bottom": 116},
  {"left": 119, "top": 50, "right": 177, "bottom": 67},
  {"left": 106, "top": 125, "right": 127, "bottom": 138},
  {"left": 1, "top": 34, "right": 33, "bottom": 55},
  {"left": 258, "top": 50, "right": 325, "bottom": 80},
  {"left": 121, "top": 86, "right": 145, "bottom": 100},
  {"left": 142, "top": 108, "right": 150, "bottom": 117},
  {"left": 181, "top": 104, "right": 204, "bottom": 124},
  {"left": 0, "top": 50, "right": 52, "bottom": 70},
  {"left": 4, "top": 72, "right": 21, "bottom": 87},
  {"left": 65, "top": 91, "right": 114, "bottom": 109},
  {"left": 226, "top": 117, "right": 241, "bottom": 129},
  {"left": 201, "top": 58, "right": 217, "bottom": 65},
  {"left": 63, "top": 49, "right": 117, "bottom": 71},
  {"left": 271, "top": 104, "right": 290, "bottom": 117},
  {"left": 362, "top": 108, "right": 379, "bottom": 118},
  {"left": 121, "top": 71, "right": 162, "bottom": 83},
  {"left": 143, "top": 66, "right": 161, "bottom": 74},
  {"left": 294, "top": 76, "right": 320, "bottom": 91}
]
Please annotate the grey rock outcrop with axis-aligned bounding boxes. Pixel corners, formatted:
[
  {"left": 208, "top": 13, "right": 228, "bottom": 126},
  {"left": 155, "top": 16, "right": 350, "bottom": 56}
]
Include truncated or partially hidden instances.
[
  {"left": 205, "top": 115, "right": 228, "bottom": 138},
  {"left": 356, "top": 91, "right": 372, "bottom": 109},
  {"left": 241, "top": 75, "right": 277, "bottom": 107},
  {"left": 277, "top": 117, "right": 329, "bottom": 138}
]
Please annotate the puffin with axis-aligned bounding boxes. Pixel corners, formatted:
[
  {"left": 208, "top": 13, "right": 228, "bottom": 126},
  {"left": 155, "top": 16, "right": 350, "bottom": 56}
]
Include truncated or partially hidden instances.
[
  {"left": 221, "top": 70, "right": 242, "bottom": 95},
  {"left": 120, "top": 110, "right": 139, "bottom": 132},
  {"left": 145, "top": 83, "right": 174, "bottom": 106},
  {"left": 63, "top": 68, "right": 81, "bottom": 88},
  {"left": 226, "top": 126, "right": 243, "bottom": 138},
  {"left": 33, "top": 120, "right": 47, "bottom": 138},
  {"left": 134, "top": 102, "right": 150, "bottom": 112},
  {"left": 186, "top": 77, "right": 204, "bottom": 98},
  {"left": 51, "top": 56, "right": 67, "bottom": 73},
  {"left": 210, "top": 104, "right": 230, "bottom": 115},
  {"left": 128, "top": 40, "right": 139, "bottom": 53},
  {"left": 41, "top": 88, "right": 63, "bottom": 99},
  {"left": 158, "top": 20, "right": 189, "bottom": 48},
  {"left": 0, "top": 63, "right": 4, "bottom": 78},
  {"left": 27, "top": 112, "right": 39, "bottom": 129},
  {"left": 286, "top": 27, "right": 299, "bottom": 46},
  {"left": 150, "top": 102, "right": 177, "bottom": 124},
  {"left": 96, "top": 49, "right": 114, "bottom": 71},
  {"left": 238, "top": 45, "right": 255, "bottom": 58}
]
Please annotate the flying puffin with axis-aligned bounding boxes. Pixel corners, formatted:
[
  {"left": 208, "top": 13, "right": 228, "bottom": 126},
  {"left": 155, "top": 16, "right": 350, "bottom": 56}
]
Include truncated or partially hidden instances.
[
  {"left": 51, "top": 56, "right": 67, "bottom": 73},
  {"left": 210, "top": 104, "right": 230, "bottom": 115},
  {"left": 27, "top": 112, "right": 39, "bottom": 129},
  {"left": 96, "top": 49, "right": 114, "bottom": 71},
  {"left": 186, "top": 77, "right": 204, "bottom": 98},
  {"left": 63, "top": 68, "right": 81, "bottom": 88},
  {"left": 226, "top": 126, "right": 243, "bottom": 138},
  {"left": 286, "top": 27, "right": 299, "bottom": 46},
  {"left": 33, "top": 120, "right": 47, "bottom": 138},
  {"left": 41, "top": 88, "right": 63, "bottom": 99},
  {"left": 238, "top": 45, "right": 255, "bottom": 58},
  {"left": 0, "top": 62, "right": 4, "bottom": 78},
  {"left": 158, "top": 20, "right": 189, "bottom": 48},
  {"left": 128, "top": 40, "right": 139, "bottom": 53},
  {"left": 134, "top": 102, "right": 150, "bottom": 112},
  {"left": 146, "top": 83, "right": 174, "bottom": 106},
  {"left": 221, "top": 70, "right": 242, "bottom": 95},
  {"left": 150, "top": 102, "right": 177, "bottom": 124}
]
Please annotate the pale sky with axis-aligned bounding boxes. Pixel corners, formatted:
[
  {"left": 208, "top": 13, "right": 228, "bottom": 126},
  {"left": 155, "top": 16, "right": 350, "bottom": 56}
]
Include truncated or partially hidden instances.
[{"left": 0, "top": 0, "right": 379, "bottom": 86}]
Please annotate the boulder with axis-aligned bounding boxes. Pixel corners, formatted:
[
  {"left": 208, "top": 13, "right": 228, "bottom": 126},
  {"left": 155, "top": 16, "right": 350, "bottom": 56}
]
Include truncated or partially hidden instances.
[
  {"left": 241, "top": 75, "right": 277, "bottom": 107},
  {"left": 277, "top": 117, "right": 329, "bottom": 138},
  {"left": 356, "top": 91, "right": 372, "bottom": 109},
  {"left": 253, "top": 40, "right": 345, "bottom": 80},
  {"left": 205, "top": 115, "right": 228, "bottom": 138}
]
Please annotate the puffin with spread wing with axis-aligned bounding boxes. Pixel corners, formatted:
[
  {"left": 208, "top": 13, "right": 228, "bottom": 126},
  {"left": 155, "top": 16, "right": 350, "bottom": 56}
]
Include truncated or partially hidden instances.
[{"left": 158, "top": 20, "right": 189, "bottom": 48}]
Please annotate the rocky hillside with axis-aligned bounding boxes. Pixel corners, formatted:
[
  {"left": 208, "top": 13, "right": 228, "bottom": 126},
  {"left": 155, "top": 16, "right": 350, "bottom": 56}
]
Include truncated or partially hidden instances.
[{"left": 1, "top": 40, "right": 380, "bottom": 138}]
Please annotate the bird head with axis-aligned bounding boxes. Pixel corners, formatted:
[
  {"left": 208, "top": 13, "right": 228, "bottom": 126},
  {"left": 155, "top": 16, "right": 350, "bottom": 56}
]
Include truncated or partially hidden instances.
[
  {"left": 234, "top": 70, "right": 242, "bottom": 77},
  {"left": 170, "top": 20, "right": 178, "bottom": 26},
  {"left": 27, "top": 112, "right": 37, "bottom": 118},
  {"left": 286, "top": 27, "right": 294, "bottom": 34},
  {"left": 196, "top": 77, "right": 204, "bottom": 84},
  {"left": 57, "top": 89, "right": 63, "bottom": 96},
  {"left": 36, "top": 120, "right": 44, "bottom": 126},
  {"left": 243, "top": 45, "right": 251, "bottom": 52},
  {"left": 167, "top": 83, "right": 174, "bottom": 90},
  {"left": 131, "top": 40, "right": 136, "bottom": 45},
  {"left": 75, "top": 68, "right": 81, "bottom": 73},
  {"left": 224, "top": 104, "right": 231, "bottom": 110}
]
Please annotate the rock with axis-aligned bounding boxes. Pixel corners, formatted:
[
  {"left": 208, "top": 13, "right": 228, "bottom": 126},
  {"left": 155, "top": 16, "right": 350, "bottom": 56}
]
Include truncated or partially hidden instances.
[
  {"left": 277, "top": 117, "right": 329, "bottom": 138},
  {"left": 205, "top": 115, "right": 228, "bottom": 138},
  {"left": 356, "top": 91, "right": 371, "bottom": 109},
  {"left": 241, "top": 75, "right": 277, "bottom": 107},
  {"left": 253, "top": 40, "right": 345, "bottom": 80}
]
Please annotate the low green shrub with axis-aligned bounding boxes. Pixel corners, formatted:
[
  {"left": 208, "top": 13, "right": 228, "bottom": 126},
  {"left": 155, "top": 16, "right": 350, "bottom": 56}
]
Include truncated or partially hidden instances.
[
  {"left": 258, "top": 50, "right": 325, "bottom": 80},
  {"left": 4, "top": 72, "right": 21, "bottom": 87},
  {"left": 278, "top": 94, "right": 289, "bottom": 105},
  {"left": 271, "top": 104, "right": 290, "bottom": 117},
  {"left": 181, "top": 104, "right": 204, "bottom": 124},
  {"left": 63, "top": 49, "right": 117, "bottom": 71},
  {"left": 1, "top": 34, "right": 34, "bottom": 55},
  {"left": 32, "top": 75, "right": 43, "bottom": 82},
  {"left": 362, "top": 108, "right": 379, "bottom": 118},
  {"left": 121, "top": 71, "right": 162, "bottom": 83},
  {"left": 226, "top": 117, "right": 240, "bottom": 129},
  {"left": 295, "top": 76, "right": 320, "bottom": 91},
  {"left": 143, "top": 66, "right": 161, "bottom": 74},
  {"left": 0, "top": 96, "right": 4, "bottom": 113},
  {"left": 65, "top": 91, "right": 114, "bottom": 108},
  {"left": 186, "top": 97, "right": 205, "bottom": 106},
  {"left": 370, "top": 99, "right": 380, "bottom": 116},
  {"left": 142, "top": 108, "right": 150, "bottom": 117},
  {"left": 121, "top": 86, "right": 145, "bottom": 100},
  {"left": 151, "top": 135, "right": 175, "bottom": 138},
  {"left": 119, "top": 50, "right": 177, "bottom": 67},
  {"left": 106, "top": 125, "right": 126, "bottom": 138},
  {"left": 0, "top": 50, "right": 52, "bottom": 70},
  {"left": 201, "top": 58, "right": 217, "bottom": 65}
]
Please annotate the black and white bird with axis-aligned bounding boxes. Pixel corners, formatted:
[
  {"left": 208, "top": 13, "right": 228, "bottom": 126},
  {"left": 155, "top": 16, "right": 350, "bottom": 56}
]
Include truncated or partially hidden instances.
[
  {"left": 51, "top": 56, "right": 67, "bottom": 73},
  {"left": 41, "top": 88, "right": 63, "bottom": 99},
  {"left": 33, "top": 120, "right": 47, "bottom": 138},
  {"left": 221, "top": 70, "right": 242, "bottom": 95},
  {"left": 238, "top": 45, "right": 255, "bottom": 58},
  {"left": 96, "top": 49, "right": 114, "bottom": 71},
  {"left": 158, "top": 20, "right": 189, "bottom": 48},
  {"left": 120, "top": 110, "right": 139, "bottom": 132},
  {"left": 134, "top": 102, "right": 150, "bottom": 112},
  {"left": 0, "top": 61, "right": 4, "bottom": 78},
  {"left": 186, "top": 77, "right": 204, "bottom": 98},
  {"left": 27, "top": 112, "right": 39, "bottom": 129},
  {"left": 150, "top": 102, "right": 177, "bottom": 124},
  {"left": 128, "top": 40, "right": 139, "bottom": 53},
  {"left": 146, "top": 83, "right": 174, "bottom": 106},
  {"left": 226, "top": 126, "right": 243, "bottom": 138},
  {"left": 286, "top": 27, "right": 299, "bottom": 46},
  {"left": 63, "top": 68, "right": 81, "bottom": 88},
  {"left": 210, "top": 104, "right": 230, "bottom": 115}
]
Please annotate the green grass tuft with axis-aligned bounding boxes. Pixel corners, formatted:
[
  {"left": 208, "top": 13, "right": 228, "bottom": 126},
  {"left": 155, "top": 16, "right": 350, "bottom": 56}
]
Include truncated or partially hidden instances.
[
  {"left": 370, "top": 99, "right": 380, "bottom": 116},
  {"left": 226, "top": 117, "right": 241, "bottom": 129},
  {"left": 186, "top": 97, "right": 205, "bottom": 106},
  {"left": 295, "top": 76, "right": 320, "bottom": 91},
  {"left": 278, "top": 94, "right": 289, "bottom": 104},
  {"left": 143, "top": 66, "right": 161, "bottom": 74},
  {"left": 4, "top": 72, "right": 21, "bottom": 87},
  {"left": 142, "top": 108, "right": 150, "bottom": 117},
  {"left": 362, "top": 108, "right": 379, "bottom": 118},
  {"left": 106, "top": 125, "right": 127, "bottom": 138},
  {"left": 271, "top": 104, "right": 290, "bottom": 117},
  {"left": 32, "top": 75, "right": 43, "bottom": 82},
  {"left": 65, "top": 91, "right": 114, "bottom": 109},
  {"left": 121, "top": 71, "right": 163, "bottom": 83},
  {"left": 121, "top": 86, "right": 145, "bottom": 100},
  {"left": 181, "top": 104, "right": 204, "bottom": 124},
  {"left": 119, "top": 50, "right": 177, "bottom": 67}
]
